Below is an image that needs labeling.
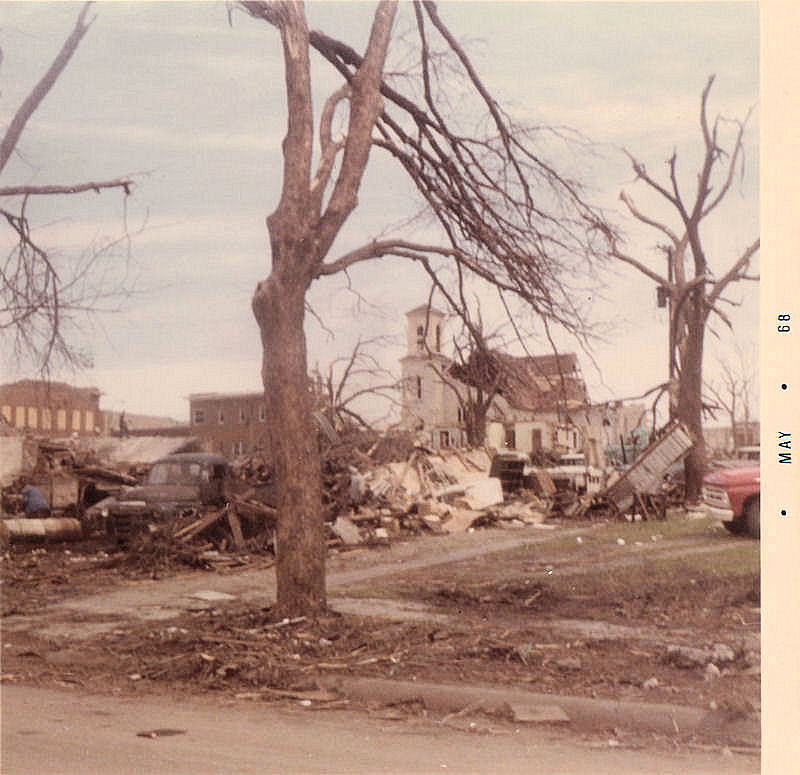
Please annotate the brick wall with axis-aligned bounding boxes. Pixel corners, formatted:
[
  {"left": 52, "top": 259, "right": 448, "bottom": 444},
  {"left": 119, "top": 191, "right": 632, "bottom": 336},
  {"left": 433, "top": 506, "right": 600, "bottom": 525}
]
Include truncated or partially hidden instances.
[
  {"left": 0, "top": 380, "right": 103, "bottom": 437},
  {"left": 188, "top": 392, "right": 268, "bottom": 458}
]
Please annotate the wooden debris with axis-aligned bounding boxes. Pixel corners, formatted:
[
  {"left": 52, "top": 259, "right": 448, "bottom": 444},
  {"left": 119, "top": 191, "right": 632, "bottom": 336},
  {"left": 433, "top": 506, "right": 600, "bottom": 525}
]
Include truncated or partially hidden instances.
[
  {"left": 248, "top": 687, "right": 341, "bottom": 703},
  {"left": 175, "top": 507, "right": 228, "bottom": 542},
  {"left": 529, "top": 469, "right": 556, "bottom": 497},
  {"left": 73, "top": 465, "right": 138, "bottom": 486},
  {"left": 508, "top": 702, "right": 570, "bottom": 724},
  {"left": 228, "top": 495, "right": 277, "bottom": 519},
  {"left": 264, "top": 616, "right": 307, "bottom": 630},
  {"left": 227, "top": 507, "right": 245, "bottom": 550}
]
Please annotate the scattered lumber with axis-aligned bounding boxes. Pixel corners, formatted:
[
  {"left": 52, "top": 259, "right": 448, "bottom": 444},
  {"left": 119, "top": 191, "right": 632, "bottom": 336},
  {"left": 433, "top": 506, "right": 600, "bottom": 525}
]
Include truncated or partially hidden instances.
[{"left": 175, "top": 507, "right": 228, "bottom": 542}]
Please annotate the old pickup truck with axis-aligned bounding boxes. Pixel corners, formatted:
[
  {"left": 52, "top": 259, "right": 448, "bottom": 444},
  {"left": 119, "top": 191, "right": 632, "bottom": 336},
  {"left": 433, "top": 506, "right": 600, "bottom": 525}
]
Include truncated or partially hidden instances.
[
  {"left": 85, "top": 452, "right": 230, "bottom": 543},
  {"left": 702, "top": 454, "right": 760, "bottom": 539}
]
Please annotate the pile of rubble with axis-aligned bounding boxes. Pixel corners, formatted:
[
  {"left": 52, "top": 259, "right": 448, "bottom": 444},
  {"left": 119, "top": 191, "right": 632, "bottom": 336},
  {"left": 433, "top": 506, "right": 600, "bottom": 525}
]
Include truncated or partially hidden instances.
[
  {"left": 1, "top": 431, "right": 561, "bottom": 558},
  {"left": 322, "top": 444, "right": 555, "bottom": 550},
  {"left": 1, "top": 438, "right": 158, "bottom": 519},
  {"left": 4, "top": 422, "right": 699, "bottom": 560}
]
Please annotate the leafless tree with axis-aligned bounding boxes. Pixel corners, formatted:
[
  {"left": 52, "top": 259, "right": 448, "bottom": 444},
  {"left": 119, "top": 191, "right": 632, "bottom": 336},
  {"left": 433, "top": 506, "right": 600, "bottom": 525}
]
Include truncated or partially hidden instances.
[
  {"left": 1, "top": 2, "right": 134, "bottom": 374},
  {"left": 445, "top": 322, "right": 506, "bottom": 448},
  {"left": 705, "top": 344, "right": 758, "bottom": 451},
  {"left": 238, "top": 0, "right": 613, "bottom": 616},
  {"left": 310, "top": 336, "right": 401, "bottom": 433},
  {"left": 440, "top": 313, "right": 570, "bottom": 449},
  {"left": 595, "top": 76, "right": 759, "bottom": 502}
]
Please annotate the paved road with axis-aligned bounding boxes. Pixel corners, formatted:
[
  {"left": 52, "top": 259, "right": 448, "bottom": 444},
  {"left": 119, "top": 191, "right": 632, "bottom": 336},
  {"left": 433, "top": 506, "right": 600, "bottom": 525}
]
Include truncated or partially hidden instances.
[{"left": 1, "top": 685, "right": 758, "bottom": 775}]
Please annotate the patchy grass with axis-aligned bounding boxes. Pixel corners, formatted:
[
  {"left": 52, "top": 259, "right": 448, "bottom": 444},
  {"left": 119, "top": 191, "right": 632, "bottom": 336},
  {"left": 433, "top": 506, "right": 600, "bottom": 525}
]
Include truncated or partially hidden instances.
[
  {"left": 372, "top": 548, "right": 760, "bottom": 619},
  {"left": 536, "top": 549, "right": 760, "bottom": 611},
  {"left": 342, "top": 515, "right": 757, "bottom": 599},
  {"left": 510, "top": 513, "right": 726, "bottom": 556},
  {"left": 340, "top": 520, "right": 760, "bottom": 634}
]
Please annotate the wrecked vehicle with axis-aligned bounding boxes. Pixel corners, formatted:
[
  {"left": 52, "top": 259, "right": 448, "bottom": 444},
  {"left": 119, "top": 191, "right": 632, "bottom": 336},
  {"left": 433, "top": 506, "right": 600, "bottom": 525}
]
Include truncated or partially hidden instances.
[
  {"left": 85, "top": 453, "right": 230, "bottom": 543},
  {"left": 547, "top": 452, "right": 604, "bottom": 496}
]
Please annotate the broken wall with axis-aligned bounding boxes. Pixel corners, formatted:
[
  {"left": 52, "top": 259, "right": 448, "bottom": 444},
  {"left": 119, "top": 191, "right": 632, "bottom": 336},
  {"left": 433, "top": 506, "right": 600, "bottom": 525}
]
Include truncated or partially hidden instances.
[{"left": 0, "top": 436, "right": 37, "bottom": 486}]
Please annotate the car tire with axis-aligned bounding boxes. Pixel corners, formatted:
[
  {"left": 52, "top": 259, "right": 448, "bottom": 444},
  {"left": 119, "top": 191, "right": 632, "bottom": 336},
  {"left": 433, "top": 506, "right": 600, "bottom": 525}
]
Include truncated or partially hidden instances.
[
  {"left": 745, "top": 496, "right": 760, "bottom": 539},
  {"left": 723, "top": 517, "right": 746, "bottom": 535}
]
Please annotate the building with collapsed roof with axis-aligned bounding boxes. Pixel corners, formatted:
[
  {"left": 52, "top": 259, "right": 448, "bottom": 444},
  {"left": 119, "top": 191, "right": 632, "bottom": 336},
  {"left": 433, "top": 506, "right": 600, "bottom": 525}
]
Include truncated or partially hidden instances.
[
  {"left": 0, "top": 379, "right": 104, "bottom": 437},
  {"left": 399, "top": 306, "right": 645, "bottom": 463}
]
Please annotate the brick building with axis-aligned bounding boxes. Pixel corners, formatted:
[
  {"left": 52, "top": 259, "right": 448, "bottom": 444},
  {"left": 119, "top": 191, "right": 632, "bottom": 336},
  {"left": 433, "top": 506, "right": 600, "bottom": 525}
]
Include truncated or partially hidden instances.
[
  {"left": 0, "top": 380, "right": 104, "bottom": 437},
  {"left": 188, "top": 391, "right": 267, "bottom": 458}
]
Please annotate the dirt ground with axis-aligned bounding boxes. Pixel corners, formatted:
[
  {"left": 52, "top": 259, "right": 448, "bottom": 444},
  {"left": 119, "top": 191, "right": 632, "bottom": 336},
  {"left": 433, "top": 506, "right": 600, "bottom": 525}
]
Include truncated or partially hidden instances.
[{"left": 1, "top": 514, "right": 760, "bottom": 748}]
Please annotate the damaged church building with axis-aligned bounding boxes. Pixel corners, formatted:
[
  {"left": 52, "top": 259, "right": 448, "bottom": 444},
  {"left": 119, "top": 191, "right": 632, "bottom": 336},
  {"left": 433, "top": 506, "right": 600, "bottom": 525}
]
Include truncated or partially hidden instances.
[{"left": 399, "top": 305, "right": 644, "bottom": 466}]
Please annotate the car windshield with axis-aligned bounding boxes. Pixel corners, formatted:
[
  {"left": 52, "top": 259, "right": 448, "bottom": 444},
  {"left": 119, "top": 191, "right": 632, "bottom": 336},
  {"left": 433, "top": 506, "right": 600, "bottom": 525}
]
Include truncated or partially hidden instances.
[{"left": 148, "top": 461, "right": 205, "bottom": 486}]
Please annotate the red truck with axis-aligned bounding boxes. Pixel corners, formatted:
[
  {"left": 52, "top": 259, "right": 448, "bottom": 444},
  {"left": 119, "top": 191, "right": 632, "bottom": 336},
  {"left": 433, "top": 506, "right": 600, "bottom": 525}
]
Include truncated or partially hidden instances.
[{"left": 702, "top": 455, "right": 760, "bottom": 539}]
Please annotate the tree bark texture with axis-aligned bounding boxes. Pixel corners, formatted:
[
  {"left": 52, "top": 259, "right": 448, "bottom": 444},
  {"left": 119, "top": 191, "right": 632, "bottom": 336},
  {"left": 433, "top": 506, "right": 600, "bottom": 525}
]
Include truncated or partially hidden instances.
[
  {"left": 253, "top": 275, "right": 325, "bottom": 616},
  {"left": 677, "top": 290, "right": 707, "bottom": 502}
]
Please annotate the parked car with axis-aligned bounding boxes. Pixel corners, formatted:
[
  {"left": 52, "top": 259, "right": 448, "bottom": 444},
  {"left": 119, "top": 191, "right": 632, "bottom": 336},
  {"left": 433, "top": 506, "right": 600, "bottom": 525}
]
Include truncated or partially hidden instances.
[
  {"left": 85, "top": 452, "right": 230, "bottom": 543},
  {"left": 702, "top": 463, "right": 760, "bottom": 539}
]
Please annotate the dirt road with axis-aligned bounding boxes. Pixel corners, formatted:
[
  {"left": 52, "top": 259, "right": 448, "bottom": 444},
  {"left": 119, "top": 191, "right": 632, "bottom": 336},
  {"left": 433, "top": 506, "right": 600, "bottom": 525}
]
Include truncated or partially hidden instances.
[{"left": 3, "top": 527, "right": 586, "bottom": 639}]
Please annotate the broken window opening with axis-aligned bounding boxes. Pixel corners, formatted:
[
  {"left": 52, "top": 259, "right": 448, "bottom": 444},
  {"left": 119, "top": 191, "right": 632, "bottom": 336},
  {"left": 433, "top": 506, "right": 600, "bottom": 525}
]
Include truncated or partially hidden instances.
[{"left": 504, "top": 426, "right": 516, "bottom": 449}]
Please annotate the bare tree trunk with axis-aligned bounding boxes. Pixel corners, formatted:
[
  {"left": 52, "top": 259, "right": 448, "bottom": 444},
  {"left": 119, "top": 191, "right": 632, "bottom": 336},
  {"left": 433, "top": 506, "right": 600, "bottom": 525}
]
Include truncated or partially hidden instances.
[
  {"left": 678, "top": 293, "right": 707, "bottom": 503},
  {"left": 240, "top": 0, "right": 397, "bottom": 618},
  {"left": 253, "top": 274, "right": 325, "bottom": 617},
  {"left": 465, "top": 398, "right": 489, "bottom": 447},
  {"left": 730, "top": 395, "right": 739, "bottom": 452}
]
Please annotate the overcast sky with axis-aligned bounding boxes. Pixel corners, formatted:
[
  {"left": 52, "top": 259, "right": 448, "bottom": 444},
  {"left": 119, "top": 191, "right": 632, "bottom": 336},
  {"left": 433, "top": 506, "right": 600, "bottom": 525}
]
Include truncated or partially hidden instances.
[{"left": 1, "top": 1, "right": 761, "bottom": 422}]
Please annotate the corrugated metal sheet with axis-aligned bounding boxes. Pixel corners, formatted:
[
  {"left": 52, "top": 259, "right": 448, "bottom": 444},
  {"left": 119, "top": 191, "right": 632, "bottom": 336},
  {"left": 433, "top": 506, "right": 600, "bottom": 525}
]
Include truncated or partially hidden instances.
[{"left": 605, "top": 422, "right": 694, "bottom": 513}]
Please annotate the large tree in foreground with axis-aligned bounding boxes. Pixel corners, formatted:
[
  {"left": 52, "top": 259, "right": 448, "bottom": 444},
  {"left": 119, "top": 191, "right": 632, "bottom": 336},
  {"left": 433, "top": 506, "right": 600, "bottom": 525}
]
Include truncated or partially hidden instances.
[
  {"left": 596, "top": 76, "right": 759, "bottom": 502},
  {"left": 1, "top": 2, "right": 133, "bottom": 373},
  {"left": 239, "top": 0, "right": 612, "bottom": 616}
]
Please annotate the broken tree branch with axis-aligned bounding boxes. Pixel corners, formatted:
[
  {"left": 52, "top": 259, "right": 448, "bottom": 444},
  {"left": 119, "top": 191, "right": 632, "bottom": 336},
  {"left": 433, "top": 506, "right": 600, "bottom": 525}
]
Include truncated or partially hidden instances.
[
  {"left": 0, "top": 178, "right": 134, "bottom": 198},
  {"left": 0, "top": 2, "right": 93, "bottom": 173}
]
